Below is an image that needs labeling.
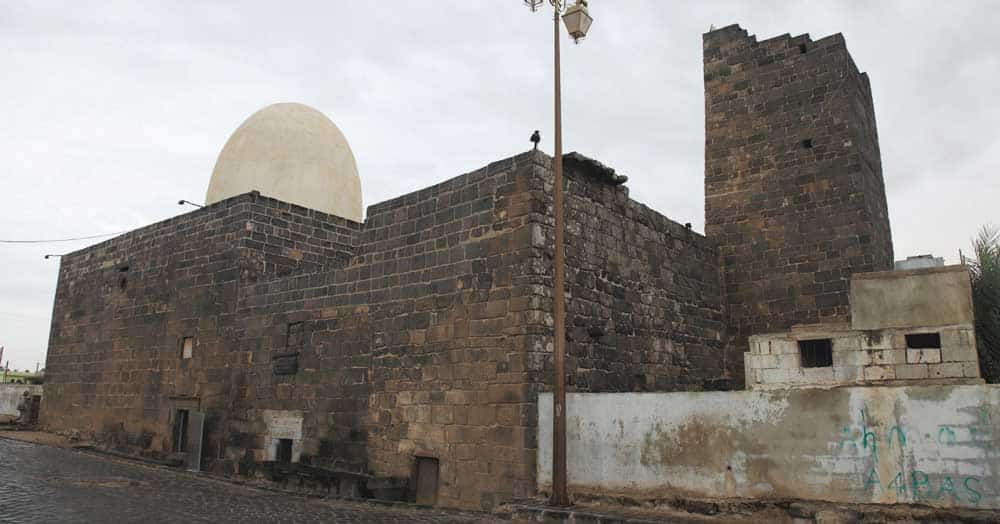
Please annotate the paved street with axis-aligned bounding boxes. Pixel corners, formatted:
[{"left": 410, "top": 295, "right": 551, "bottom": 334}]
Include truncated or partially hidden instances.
[{"left": 0, "top": 437, "right": 501, "bottom": 523}]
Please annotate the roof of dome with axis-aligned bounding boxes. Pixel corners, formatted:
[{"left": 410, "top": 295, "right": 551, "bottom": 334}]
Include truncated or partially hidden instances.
[{"left": 206, "top": 102, "right": 363, "bottom": 222}]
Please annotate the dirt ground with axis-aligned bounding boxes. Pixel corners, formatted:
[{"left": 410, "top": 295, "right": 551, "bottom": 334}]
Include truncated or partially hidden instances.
[{"left": 0, "top": 428, "right": 81, "bottom": 448}]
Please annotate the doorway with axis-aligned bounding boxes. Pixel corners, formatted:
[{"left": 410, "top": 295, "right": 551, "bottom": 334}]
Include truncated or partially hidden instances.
[
  {"left": 173, "top": 409, "right": 189, "bottom": 452},
  {"left": 414, "top": 457, "right": 439, "bottom": 506}
]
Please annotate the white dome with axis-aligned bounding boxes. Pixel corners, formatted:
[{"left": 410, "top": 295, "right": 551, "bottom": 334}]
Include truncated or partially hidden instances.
[{"left": 206, "top": 103, "right": 363, "bottom": 222}]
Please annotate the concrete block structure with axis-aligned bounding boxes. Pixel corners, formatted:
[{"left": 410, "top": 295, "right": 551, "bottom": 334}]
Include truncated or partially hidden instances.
[
  {"left": 40, "top": 23, "right": 978, "bottom": 510},
  {"left": 745, "top": 265, "right": 981, "bottom": 390}
]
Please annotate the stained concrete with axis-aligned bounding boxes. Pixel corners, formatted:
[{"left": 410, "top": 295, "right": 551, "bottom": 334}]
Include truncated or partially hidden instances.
[
  {"left": 539, "top": 386, "right": 1000, "bottom": 509},
  {"left": 850, "top": 265, "right": 974, "bottom": 331}
]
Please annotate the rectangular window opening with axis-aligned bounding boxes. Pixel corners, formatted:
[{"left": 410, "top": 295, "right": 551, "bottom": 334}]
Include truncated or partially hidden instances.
[
  {"left": 799, "top": 339, "right": 833, "bottom": 368},
  {"left": 181, "top": 337, "right": 194, "bottom": 359},
  {"left": 798, "top": 43, "right": 808, "bottom": 54},
  {"left": 276, "top": 438, "right": 293, "bottom": 464},
  {"left": 906, "top": 333, "right": 941, "bottom": 349},
  {"left": 802, "top": 138, "right": 813, "bottom": 149}
]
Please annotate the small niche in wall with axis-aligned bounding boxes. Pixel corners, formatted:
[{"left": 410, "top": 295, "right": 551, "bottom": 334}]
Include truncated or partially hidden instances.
[
  {"left": 799, "top": 43, "right": 808, "bottom": 54},
  {"left": 802, "top": 138, "right": 813, "bottom": 149},
  {"left": 117, "top": 264, "right": 130, "bottom": 290},
  {"left": 799, "top": 339, "right": 833, "bottom": 368},
  {"left": 181, "top": 337, "right": 194, "bottom": 359},
  {"left": 906, "top": 333, "right": 941, "bottom": 349}
]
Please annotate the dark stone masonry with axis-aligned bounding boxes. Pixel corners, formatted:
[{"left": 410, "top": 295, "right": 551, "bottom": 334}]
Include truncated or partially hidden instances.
[
  {"left": 42, "top": 24, "right": 892, "bottom": 510},
  {"left": 703, "top": 26, "right": 893, "bottom": 385}
]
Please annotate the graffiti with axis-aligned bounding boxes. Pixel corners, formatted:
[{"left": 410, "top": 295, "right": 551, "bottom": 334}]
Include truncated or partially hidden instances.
[
  {"left": 864, "top": 468, "right": 982, "bottom": 505},
  {"left": 838, "top": 408, "right": 907, "bottom": 459},
  {"left": 937, "top": 425, "right": 957, "bottom": 445},
  {"left": 838, "top": 405, "right": 992, "bottom": 505}
]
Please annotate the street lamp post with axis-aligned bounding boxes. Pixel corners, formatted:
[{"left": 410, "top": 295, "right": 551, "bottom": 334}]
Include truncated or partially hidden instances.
[{"left": 524, "top": 0, "right": 593, "bottom": 508}]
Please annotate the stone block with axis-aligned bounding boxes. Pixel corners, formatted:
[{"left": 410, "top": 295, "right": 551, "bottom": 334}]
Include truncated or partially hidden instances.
[
  {"left": 772, "top": 339, "right": 799, "bottom": 355},
  {"left": 894, "top": 364, "right": 928, "bottom": 380},
  {"left": 870, "top": 349, "right": 906, "bottom": 365},
  {"left": 760, "top": 368, "right": 789, "bottom": 383},
  {"left": 860, "top": 332, "right": 892, "bottom": 350},
  {"left": 906, "top": 348, "right": 941, "bottom": 364},
  {"left": 776, "top": 353, "right": 801, "bottom": 369},
  {"left": 831, "top": 336, "right": 860, "bottom": 352},
  {"left": 432, "top": 405, "right": 454, "bottom": 425},
  {"left": 863, "top": 365, "right": 895, "bottom": 381},
  {"left": 963, "top": 361, "right": 981, "bottom": 378},
  {"left": 750, "top": 354, "right": 778, "bottom": 369},
  {"left": 836, "top": 350, "right": 870, "bottom": 367},
  {"left": 941, "top": 341, "right": 977, "bottom": 363},
  {"left": 801, "top": 366, "right": 835, "bottom": 383},
  {"left": 928, "top": 362, "right": 965, "bottom": 379},
  {"left": 833, "top": 365, "right": 863, "bottom": 382},
  {"left": 487, "top": 384, "right": 528, "bottom": 404}
]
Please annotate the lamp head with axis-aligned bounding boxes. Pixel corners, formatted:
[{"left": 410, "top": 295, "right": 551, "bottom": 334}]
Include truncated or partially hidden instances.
[{"left": 562, "top": 0, "right": 593, "bottom": 43}]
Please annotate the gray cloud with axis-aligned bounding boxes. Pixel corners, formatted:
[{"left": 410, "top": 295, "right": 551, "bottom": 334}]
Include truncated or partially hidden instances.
[{"left": 2, "top": 0, "right": 998, "bottom": 371}]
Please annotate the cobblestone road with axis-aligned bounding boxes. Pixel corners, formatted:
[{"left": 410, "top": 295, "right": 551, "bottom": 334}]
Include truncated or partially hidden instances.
[{"left": 0, "top": 438, "right": 502, "bottom": 523}]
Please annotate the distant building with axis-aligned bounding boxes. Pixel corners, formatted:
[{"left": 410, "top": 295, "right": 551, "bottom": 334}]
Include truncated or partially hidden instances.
[{"left": 895, "top": 254, "right": 946, "bottom": 270}]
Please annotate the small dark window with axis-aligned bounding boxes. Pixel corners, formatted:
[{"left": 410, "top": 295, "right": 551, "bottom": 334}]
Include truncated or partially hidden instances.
[
  {"left": 276, "top": 439, "right": 293, "bottom": 463},
  {"left": 906, "top": 333, "right": 941, "bottom": 349},
  {"left": 802, "top": 139, "right": 813, "bottom": 149},
  {"left": 799, "top": 43, "right": 808, "bottom": 54},
  {"left": 799, "top": 339, "right": 833, "bottom": 368},
  {"left": 116, "top": 265, "right": 130, "bottom": 290}
]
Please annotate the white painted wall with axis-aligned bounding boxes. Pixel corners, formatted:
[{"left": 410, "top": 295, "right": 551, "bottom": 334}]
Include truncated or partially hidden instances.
[
  {"left": 539, "top": 386, "right": 1000, "bottom": 509},
  {"left": 261, "top": 409, "right": 304, "bottom": 463},
  {"left": 0, "top": 384, "right": 42, "bottom": 421}
]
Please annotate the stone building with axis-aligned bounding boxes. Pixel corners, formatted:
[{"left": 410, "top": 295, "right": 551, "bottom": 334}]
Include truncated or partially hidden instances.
[{"left": 40, "top": 24, "right": 978, "bottom": 509}]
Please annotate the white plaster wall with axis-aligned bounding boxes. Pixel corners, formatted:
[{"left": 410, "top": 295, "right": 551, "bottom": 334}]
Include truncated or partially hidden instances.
[
  {"left": 539, "top": 386, "right": 1000, "bottom": 509},
  {"left": 0, "top": 384, "right": 42, "bottom": 422},
  {"left": 261, "top": 409, "right": 304, "bottom": 463}
]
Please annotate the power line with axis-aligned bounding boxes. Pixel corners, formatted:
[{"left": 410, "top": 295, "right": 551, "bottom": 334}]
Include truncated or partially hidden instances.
[{"left": 0, "top": 231, "right": 126, "bottom": 244}]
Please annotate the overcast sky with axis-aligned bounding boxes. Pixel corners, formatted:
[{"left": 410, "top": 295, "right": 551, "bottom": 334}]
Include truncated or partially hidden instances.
[{"left": 1, "top": 1, "right": 998, "bottom": 372}]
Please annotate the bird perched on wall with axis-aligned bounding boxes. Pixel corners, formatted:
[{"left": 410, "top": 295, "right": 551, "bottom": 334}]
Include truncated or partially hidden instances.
[{"left": 530, "top": 130, "right": 541, "bottom": 150}]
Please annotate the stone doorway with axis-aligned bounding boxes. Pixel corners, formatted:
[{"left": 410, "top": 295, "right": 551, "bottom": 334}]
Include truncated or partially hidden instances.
[{"left": 414, "top": 457, "right": 439, "bottom": 506}]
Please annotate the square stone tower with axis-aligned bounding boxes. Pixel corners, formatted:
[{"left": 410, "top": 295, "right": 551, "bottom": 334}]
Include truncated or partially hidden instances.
[{"left": 703, "top": 25, "right": 894, "bottom": 385}]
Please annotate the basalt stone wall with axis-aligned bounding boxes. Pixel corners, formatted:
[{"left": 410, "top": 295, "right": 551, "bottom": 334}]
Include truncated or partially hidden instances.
[
  {"left": 233, "top": 152, "right": 546, "bottom": 509},
  {"left": 703, "top": 25, "right": 894, "bottom": 387},
  {"left": 549, "top": 158, "right": 727, "bottom": 391},
  {"left": 41, "top": 192, "right": 360, "bottom": 460}
]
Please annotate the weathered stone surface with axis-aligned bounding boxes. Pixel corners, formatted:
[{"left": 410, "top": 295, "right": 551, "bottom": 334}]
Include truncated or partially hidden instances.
[
  {"left": 704, "top": 25, "right": 894, "bottom": 387},
  {"left": 41, "top": 22, "right": 911, "bottom": 512}
]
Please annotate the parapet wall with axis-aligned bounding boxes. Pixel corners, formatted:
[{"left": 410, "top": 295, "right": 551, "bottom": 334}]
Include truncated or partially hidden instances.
[
  {"left": 555, "top": 155, "right": 727, "bottom": 392},
  {"left": 539, "top": 386, "right": 1000, "bottom": 509}
]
